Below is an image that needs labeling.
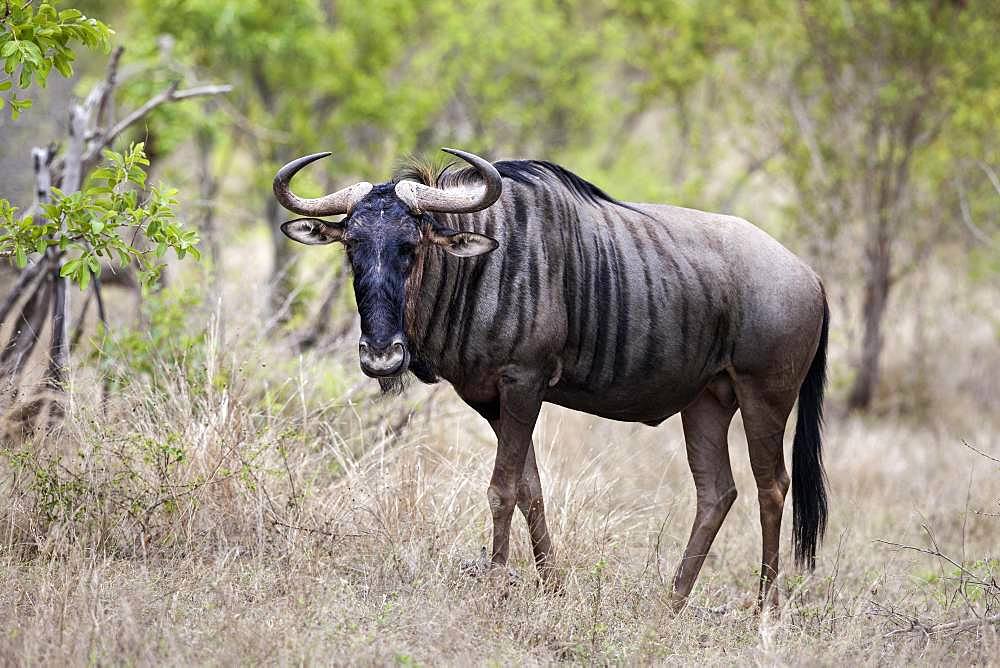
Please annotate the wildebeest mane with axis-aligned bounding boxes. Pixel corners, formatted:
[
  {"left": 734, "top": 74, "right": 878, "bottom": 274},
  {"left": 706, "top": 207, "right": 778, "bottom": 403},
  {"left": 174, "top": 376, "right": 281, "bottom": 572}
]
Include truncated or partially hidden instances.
[{"left": 394, "top": 157, "right": 638, "bottom": 212}]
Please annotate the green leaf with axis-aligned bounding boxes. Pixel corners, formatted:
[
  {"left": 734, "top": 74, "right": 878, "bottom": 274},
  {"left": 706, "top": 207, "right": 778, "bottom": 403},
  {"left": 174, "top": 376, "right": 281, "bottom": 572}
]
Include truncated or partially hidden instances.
[
  {"left": 18, "top": 66, "right": 33, "bottom": 89},
  {"left": 89, "top": 167, "right": 115, "bottom": 181},
  {"left": 20, "top": 42, "right": 43, "bottom": 67},
  {"left": 36, "top": 58, "right": 51, "bottom": 86},
  {"left": 53, "top": 54, "right": 72, "bottom": 79},
  {"left": 60, "top": 258, "right": 81, "bottom": 278}
]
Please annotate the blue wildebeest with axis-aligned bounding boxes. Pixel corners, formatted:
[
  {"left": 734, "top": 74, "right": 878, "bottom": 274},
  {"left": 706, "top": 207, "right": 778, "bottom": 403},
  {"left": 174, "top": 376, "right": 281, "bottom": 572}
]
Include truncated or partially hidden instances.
[{"left": 274, "top": 149, "right": 828, "bottom": 608}]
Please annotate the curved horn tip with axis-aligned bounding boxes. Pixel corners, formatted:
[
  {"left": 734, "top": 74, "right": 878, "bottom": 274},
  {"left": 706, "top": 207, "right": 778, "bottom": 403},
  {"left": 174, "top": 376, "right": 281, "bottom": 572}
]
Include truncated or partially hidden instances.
[
  {"left": 274, "top": 152, "right": 333, "bottom": 183},
  {"left": 440, "top": 148, "right": 500, "bottom": 177},
  {"left": 292, "top": 151, "right": 334, "bottom": 166},
  {"left": 273, "top": 152, "right": 365, "bottom": 217},
  {"left": 401, "top": 148, "right": 501, "bottom": 214},
  {"left": 441, "top": 147, "right": 481, "bottom": 160}
]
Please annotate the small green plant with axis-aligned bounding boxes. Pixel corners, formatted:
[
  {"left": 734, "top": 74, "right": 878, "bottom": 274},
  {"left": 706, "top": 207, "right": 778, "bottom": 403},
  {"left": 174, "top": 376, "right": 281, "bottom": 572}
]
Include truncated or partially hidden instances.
[
  {"left": 0, "top": 142, "right": 200, "bottom": 291},
  {"left": 96, "top": 285, "right": 208, "bottom": 391}
]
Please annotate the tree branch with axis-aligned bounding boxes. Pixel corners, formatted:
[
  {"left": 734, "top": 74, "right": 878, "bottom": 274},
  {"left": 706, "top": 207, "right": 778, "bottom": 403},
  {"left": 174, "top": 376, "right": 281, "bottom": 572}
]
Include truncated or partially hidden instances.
[
  {"left": 45, "top": 265, "right": 68, "bottom": 391},
  {"left": 0, "top": 272, "right": 52, "bottom": 403},
  {"left": 70, "top": 286, "right": 93, "bottom": 349},
  {"left": 85, "top": 83, "right": 233, "bottom": 165},
  {"left": 0, "top": 259, "right": 47, "bottom": 326},
  {"left": 978, "top": 160, "right": 1000, "bottom": 195}
]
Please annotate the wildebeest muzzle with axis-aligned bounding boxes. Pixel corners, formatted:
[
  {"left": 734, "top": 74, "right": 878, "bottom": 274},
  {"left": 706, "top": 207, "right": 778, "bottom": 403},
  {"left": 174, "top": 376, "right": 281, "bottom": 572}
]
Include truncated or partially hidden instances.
[{"left": 358, "top": 334, "right": 408, "bottom": 377}]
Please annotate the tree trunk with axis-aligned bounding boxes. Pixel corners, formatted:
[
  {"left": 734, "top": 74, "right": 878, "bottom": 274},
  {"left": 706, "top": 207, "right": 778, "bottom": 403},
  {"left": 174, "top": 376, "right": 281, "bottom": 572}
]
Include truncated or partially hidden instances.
[
  {"left": 266, "top": 193, "right": 298, "bottom": 323},
  {"left": 848, "top": 216, "right": 893, "bottom": 411},
  {"left": 249, "top": 60, "right": 297, "bottom": 323},
  {"left": 195, "top": 124, "right": 222, "bottom": 309},
  {"left": 296, "top": 260, "right": 349, "bottom": 350}
]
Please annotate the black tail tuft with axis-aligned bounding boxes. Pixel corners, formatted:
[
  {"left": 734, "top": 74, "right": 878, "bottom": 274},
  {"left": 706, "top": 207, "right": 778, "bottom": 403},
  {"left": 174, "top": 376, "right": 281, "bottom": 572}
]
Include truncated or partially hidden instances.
[{"left": 792, "top": 294, "right": 830, "bottom": 570}]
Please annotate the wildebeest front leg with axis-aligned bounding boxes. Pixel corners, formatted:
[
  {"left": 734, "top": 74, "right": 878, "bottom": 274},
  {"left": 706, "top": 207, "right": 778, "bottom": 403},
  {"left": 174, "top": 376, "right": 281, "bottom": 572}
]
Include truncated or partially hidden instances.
[
  {"left": 486, "top": 369, "right": 544, "bottom": 571},
  {"left": 517, "top": 444, "right": 555, "bottom": 581}
]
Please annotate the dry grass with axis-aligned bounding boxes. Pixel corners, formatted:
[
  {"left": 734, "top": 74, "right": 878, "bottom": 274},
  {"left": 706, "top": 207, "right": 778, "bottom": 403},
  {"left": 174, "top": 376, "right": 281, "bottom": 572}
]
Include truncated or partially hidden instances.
[{"left": 1, "top": 248, "right": 998, "bottom": 665}]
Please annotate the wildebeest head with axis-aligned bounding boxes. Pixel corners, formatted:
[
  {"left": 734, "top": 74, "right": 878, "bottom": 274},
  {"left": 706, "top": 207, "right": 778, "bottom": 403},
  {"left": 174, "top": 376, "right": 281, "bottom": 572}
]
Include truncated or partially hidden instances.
[{"left": 274, "top": 149, "right": 501, "bottom": 383}]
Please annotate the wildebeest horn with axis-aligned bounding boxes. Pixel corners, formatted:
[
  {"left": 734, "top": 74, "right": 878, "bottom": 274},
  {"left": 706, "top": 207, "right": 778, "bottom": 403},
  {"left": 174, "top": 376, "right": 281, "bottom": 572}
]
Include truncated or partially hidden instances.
[
  {"left": 395, "top": 148, "right": 502, "bottom": 214},
  {"left": 273, "top": 152, "right": 373, "bottom": 216}
]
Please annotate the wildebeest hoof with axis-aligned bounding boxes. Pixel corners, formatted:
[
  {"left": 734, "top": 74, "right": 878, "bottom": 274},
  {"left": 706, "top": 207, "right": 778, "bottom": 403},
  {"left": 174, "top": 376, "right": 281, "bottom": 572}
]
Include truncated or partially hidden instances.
[
  {"left": 459, "top": 547, "right": 520, "bottom": 586},
  {"left": 664, "top": 591, "right": 689, "bottom": 615},
  {"left": 666, "top": 592, "right": 734, "bottom": 619},
  {"left": 686, "top": 603, "right": 729, "bottom": 621}
]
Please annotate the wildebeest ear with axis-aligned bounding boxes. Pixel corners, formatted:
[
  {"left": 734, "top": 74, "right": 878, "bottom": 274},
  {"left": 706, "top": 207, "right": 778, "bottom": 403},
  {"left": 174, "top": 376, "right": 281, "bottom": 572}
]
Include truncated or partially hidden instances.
[
  {"left": 281, "top": 218, "right": 345, "bottom": 245},
  {"left": 427, "top": 228, "right": 498, "bottom": 257}
]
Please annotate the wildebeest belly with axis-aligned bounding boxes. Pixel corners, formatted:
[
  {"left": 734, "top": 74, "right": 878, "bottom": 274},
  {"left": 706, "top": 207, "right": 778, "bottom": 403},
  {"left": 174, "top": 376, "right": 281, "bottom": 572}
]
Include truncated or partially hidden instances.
[{"left": 543, "top": 370, "right": 711, "bottom": 424}]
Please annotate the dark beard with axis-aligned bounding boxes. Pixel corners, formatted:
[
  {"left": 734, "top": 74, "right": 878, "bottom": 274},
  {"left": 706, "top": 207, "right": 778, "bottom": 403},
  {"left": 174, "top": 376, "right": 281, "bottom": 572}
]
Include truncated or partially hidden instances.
[
  {"left": 375, "top": 355, "right": 438, "bottom": 397},
  {"left": 377, "top": 374, "right": 408, "bottom": 396}
]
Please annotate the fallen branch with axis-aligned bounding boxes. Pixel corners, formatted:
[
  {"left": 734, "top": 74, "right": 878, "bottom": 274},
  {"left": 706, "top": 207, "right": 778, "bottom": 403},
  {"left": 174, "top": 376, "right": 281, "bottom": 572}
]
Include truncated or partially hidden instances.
[
  {"left": 925, "top": 614, "right": 1000, "bottom": 636},
  {"left": 886, "top": 613, "right": 1000, "bottom": 639}
]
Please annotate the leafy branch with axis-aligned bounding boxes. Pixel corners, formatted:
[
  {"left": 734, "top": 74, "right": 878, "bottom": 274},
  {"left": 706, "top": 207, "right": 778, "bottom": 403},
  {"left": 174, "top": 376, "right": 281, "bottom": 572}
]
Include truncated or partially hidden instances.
[
  {"left": 0, "top": 1, "right": 112, "bottom": 118},
  {"left": 0, "top": 142, "right": 200, "bottom": 291}
]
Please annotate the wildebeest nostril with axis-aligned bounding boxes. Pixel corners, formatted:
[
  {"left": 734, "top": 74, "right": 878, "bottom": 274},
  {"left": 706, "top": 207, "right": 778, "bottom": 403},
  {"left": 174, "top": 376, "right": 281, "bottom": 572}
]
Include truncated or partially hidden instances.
[
  {"left": 359, "top": 335, "right": 388, "bottom": 354},
  {"left": 360, "top": 335, "right": 404, "bottom": 355}
]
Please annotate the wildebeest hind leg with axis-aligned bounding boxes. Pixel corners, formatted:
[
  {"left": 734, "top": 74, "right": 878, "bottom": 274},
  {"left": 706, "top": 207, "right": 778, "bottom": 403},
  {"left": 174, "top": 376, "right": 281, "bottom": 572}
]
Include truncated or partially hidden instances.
[
  {"left": 731, "top": 374, "right": 797, "bottom": 611},
  {"left": 669, "top": 383, "right": 738, "bottom": 608}
]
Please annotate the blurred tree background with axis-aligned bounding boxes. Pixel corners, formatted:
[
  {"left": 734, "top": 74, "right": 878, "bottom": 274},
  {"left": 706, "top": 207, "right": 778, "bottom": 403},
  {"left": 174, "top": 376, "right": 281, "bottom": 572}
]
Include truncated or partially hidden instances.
[{"left": 2, "top": 0, "right": 998, "bottom": 416}]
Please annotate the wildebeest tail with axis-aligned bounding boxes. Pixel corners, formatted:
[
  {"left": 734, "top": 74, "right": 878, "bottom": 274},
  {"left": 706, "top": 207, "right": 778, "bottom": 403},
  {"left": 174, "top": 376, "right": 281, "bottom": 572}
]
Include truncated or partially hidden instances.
[{"left": 792, "top": 293, "right": 829, "bottom": 570}]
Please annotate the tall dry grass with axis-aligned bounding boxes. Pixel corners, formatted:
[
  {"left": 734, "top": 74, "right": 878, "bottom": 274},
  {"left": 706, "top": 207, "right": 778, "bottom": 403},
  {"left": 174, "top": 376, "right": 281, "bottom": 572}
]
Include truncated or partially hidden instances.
[{"left": 1, "top": 245, "right": 998, "bottom": 665}]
